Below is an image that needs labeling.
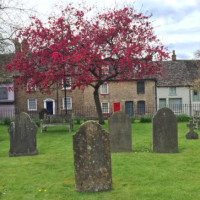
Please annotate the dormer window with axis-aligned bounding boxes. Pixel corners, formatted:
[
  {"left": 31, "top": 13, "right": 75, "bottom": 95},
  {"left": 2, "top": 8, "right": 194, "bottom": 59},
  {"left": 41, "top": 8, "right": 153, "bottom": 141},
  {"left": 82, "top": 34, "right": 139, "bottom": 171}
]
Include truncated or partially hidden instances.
[{"left": 62, "top": 77, "right": 71, "bottom": 90}]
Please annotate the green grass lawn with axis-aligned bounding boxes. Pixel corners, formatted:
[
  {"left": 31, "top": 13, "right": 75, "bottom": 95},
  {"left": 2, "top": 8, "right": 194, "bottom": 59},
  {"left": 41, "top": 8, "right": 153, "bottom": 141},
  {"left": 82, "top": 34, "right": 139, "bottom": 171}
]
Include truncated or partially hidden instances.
[{"left": 0, "top": 121, "right": 200, "bottom": 200}]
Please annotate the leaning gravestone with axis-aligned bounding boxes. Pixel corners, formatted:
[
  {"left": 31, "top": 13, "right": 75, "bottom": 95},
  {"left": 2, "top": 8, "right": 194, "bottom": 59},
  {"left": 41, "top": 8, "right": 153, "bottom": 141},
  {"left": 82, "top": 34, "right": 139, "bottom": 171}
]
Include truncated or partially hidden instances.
[
  {"left": 73, "top": 121, "right": 112, "bottom": 192},
  {"left": 108, "top": 111, "right": 132, "bottom": 152},
  {"left": 153, "top": 108, "right": 178, "bottom": 153},
  {"left": 186, "top": 120, "right": 199, "bottom": 139},
  {"left": 8, "top": 112, "right": 38, "bottom": 157}
]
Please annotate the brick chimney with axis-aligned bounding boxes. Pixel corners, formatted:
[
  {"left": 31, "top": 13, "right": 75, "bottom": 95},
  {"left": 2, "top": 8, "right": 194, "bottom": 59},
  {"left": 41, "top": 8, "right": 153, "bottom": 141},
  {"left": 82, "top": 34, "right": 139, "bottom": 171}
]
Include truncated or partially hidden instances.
[{"left": 172, "top": 50, "right": 176, "bottom": 61}]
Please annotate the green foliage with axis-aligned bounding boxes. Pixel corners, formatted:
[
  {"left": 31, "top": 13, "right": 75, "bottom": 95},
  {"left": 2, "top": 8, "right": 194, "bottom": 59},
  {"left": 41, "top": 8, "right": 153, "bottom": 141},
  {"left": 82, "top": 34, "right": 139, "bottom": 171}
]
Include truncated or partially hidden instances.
[
  {"left": 33, "top": 118, "right": 41, "bottom": 127},
  {"left": 130, "top": 117, "right": 135, "bottom": 123},
  {"left": 75, "top": 117, "right": 81, "bottom": 124},
  {"left": 139, "top": 115, "right": 152, "bottom": 123},
  {"left": 176, "top": 114, "right": 192, "bottom": 122},
  {"left": 3, "top": 117, "right": 12, "bottom": 126}
]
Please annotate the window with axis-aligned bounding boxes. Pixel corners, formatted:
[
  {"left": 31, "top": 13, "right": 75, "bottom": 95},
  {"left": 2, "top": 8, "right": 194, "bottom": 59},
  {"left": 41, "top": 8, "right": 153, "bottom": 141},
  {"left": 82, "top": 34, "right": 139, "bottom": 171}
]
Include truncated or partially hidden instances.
[
  {"left": 62, "top": 97, "right": 72, "bottom": 110},
  {"left": 137, "top": 81, "right": 145, "bottom": 94},
  {"left": 169, "top": 98, "right": 182, "bottom": 113},
  {"left": 62, "top": 77, "right": 71, "bottom": 90},
  {"left": 137, "top": 101, "right": 145, "bottom": 115},
  {"left": 102, "top": 65, "right": 109, "bottom": 75},
  {"left": 169, "top": 87, "right": 176, "bottom": 95},
  {"left": 27, "top": 80, "right": 36, "bottom": 91},
  {"left": 193, "top": 90, "right": 200, "bottom": 102},
  {"left": 101, "top": 102, "right": 109, "bottom": 113},
  {"left": 159, "top": 98, "right": 166, "bottom": 108},
  {"left": 101, "top": 83, "right": 109, "bottom": 94},
  {"left": 27, "top": 98, "right": 37, "bottom": 111},
  {"left": 0, "top": 87, "right": 8, "bottom": 100}
]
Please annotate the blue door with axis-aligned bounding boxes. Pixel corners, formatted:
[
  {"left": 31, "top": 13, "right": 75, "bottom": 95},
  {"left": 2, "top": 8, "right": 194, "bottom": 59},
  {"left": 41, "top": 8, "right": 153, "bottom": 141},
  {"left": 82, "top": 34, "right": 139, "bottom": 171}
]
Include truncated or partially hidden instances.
[
  {"left": 125, "top": 101, "right": 134, "bottom": 117},
  {"left": 46, "top": 101, "right": 53, "bottom": 115}
]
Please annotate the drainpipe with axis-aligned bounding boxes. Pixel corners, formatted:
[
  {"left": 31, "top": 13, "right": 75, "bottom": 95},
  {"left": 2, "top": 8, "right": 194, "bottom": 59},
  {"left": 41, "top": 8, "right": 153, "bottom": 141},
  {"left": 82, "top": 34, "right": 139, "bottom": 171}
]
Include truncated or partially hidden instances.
[
  {"left": 155, "top": 79, "right": 158, "bottom": 113},
  {"left": 189, "top": 86, "right": 192, "bottom": 116}
]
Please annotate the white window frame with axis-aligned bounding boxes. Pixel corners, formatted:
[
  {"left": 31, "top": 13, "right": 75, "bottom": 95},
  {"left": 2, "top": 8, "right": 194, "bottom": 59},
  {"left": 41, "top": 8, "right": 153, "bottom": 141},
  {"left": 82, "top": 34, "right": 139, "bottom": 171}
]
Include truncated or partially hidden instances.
[
  {"left": 27, "top": 80, "right": 36, "bottom": 92},
  {"left": 101, "top": 83, "right": 109, "bottom": 94},
  {"left": 62, "top": 77, "right": 71, "bottom": 90},
  {"left": 27, "top": 98, "right": 37, "bottom": 111},
  {"left": 101, "top": 102, "right": 109, "bottom": 113},
  {"left": 62, "top": 97, "right": 72, "bottom": 110},
  {"left": 102, "top": 65, "right": 109, "bottom": 75},
  {"left": 169, "top": 87, "right": 176, "bottom": 96}
]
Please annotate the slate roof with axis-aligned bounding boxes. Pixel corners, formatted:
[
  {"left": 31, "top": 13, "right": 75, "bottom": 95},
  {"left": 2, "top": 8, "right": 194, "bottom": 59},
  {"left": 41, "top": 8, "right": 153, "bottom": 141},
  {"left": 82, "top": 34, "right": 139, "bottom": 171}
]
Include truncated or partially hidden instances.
[
  {"left": 0, "top": 53, "right": 14, "bottom": 83},
  {"left": 157, "top": 60, "right": 200, "bottom": 87}
]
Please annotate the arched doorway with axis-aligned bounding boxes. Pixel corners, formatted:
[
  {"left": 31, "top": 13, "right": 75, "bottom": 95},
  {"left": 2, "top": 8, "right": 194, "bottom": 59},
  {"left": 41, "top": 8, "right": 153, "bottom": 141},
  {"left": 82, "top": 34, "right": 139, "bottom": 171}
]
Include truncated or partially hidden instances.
[{"left": 43, "top": 98, "right": 55, "bottom": 115}]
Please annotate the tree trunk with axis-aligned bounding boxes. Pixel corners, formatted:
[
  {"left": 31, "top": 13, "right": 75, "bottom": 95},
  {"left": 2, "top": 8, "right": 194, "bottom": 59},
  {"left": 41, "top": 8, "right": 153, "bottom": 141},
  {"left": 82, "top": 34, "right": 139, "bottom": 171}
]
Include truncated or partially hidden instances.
[{"left": 93, "top": 87, "right": 105, "bottom": 124}]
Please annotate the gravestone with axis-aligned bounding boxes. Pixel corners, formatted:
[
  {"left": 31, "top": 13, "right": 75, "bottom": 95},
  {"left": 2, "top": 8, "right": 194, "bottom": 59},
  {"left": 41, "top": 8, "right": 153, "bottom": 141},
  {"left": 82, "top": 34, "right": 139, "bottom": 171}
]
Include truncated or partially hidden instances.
[
  {"left": 108, "top": 111, "right": 132, "bottom": 152},
  {"left": 73, "top": 121, "right": 112, "bottom": 192},
  {"left": 153, "top": 108, "right": 178, "bottom": 153},
  {"left": 8, "top": 112, "right": 38, "bottom": 157},
  {"left": 186, "top": 120, "right": 199, "bottom": 139}
]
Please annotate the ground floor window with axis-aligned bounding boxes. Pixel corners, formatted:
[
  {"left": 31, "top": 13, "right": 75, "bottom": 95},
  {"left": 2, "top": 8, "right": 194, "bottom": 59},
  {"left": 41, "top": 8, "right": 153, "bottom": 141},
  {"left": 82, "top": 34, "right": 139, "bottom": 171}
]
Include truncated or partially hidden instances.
[
  {"left": 101, "top": 102, "right": 109, "bottom": 113},
  {"left": 137, "top": 101, "right": 145, "bottom": 115},
  {"left": 169, "top": 98, "right": 182, "bottom": 113},
  {"left": 159, "top": 98, "right": 167, "bottom": 108},
  {"left": 27, "top": 98, "right": 37, "bottom": 111},
  {"left": 62, "top": 97, "right": 72, "bottom": 110}
]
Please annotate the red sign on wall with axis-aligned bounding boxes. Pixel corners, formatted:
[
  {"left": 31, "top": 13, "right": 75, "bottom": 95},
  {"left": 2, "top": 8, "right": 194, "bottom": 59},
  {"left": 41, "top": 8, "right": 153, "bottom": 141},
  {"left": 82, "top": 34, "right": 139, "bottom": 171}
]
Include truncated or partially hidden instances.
[{"left": 113, "top": 102, "right": 121, "bottom": 112}]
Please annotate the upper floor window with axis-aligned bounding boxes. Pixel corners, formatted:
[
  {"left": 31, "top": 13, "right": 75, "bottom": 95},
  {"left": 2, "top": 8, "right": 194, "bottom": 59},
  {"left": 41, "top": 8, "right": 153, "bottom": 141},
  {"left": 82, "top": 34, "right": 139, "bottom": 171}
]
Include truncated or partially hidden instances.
[
  {"left": 102, "top": 65, "right": 109, "bottom": 75},
  {"left": 0, "top": 87, "right": 8, "bottom": 100},
  {"left": 62, "top": 97, "right": 72, "bottom": 110},
  {"left": 193, "top": 90, "right": 200, "bottom": 102},
  {"left": 27, "top": 98, "right": 37, "bottom": 111},
  {"left": 169, "top": 87, "right": 176, "bottom": 95},
  {"left": 101, "top": 83, "right": 109, "bottom": 94},
  {"left": 62, "top": 77, "right": 71, "bottom": 90},
  {"left": 137, "top": 81, "right": 145, "bottom": 94},
  {"left": 27, "top": 80, "right": 36, "bottom": 92}
]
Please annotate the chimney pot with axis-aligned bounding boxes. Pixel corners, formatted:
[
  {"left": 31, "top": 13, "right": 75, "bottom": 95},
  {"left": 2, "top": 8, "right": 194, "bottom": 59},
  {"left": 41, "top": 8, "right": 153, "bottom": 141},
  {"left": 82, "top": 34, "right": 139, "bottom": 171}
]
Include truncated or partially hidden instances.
[{"left": 172, "top": 50, "right": 176, "bottom": 61}]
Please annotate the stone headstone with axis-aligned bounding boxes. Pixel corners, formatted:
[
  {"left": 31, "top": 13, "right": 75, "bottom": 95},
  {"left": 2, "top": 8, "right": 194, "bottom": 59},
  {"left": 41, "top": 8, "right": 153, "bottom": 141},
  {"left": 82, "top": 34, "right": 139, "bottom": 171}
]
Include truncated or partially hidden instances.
[
  {"left": 108, "top": 111, "right": 132, "bottom": 152},
  {"left": 153, "top": 108, "right": 178, "bottom": 153},
  {"left": 73, "top": 121, "right": 112, "bottom": 192},
  {"left": 8, "top": 112, "right": 38, "bottom": 157},
  {"left": 186, "top": 120, "right": 199, "bottom": 139}
]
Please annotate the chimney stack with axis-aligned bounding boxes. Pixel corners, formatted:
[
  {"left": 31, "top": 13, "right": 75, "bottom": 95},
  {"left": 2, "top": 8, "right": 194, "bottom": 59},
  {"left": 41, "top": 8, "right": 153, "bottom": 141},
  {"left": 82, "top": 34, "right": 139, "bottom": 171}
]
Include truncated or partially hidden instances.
[{"left": 172, "top": 50, "right": 176, "bottom": 61}]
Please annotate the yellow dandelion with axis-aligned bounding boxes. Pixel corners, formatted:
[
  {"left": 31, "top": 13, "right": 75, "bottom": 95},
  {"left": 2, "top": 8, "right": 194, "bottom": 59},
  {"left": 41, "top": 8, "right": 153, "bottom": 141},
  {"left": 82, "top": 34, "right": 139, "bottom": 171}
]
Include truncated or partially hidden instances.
[
  {"left": 38, "top": 189, "right": 42, "bottom": 192},
  {"left": 44, "top": 189, "right": 47, "bottom": 192}
]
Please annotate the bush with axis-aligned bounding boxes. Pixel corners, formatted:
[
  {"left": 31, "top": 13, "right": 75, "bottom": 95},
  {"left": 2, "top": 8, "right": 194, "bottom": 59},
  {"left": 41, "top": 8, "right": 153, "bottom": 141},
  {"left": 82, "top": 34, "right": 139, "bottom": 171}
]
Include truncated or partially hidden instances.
[
  {"left": 3, "top": 117, "right": 12, "bottom": 126},
  {"left": 139, "top": 116, "right": 152, "bottom": 123},
  {"left": 176, "top": 114, "right": 192, "bottom": 122},
  {"left": 130, "top": 117, "right": 135, "bottom": 123},
  {"left": 33, "top": 118, "right": 40, "bottom": 127},
  {"left": 75, "top": 117, "right": 81, "bottom": 124}
]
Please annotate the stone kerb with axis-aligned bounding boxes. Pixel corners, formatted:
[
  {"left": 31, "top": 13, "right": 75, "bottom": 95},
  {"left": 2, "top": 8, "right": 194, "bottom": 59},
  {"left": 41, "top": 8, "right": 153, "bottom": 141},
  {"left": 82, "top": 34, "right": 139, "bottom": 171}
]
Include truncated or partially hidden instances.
[
  {"left": 73, "top": 120, "right": 112, "bottom": 192},
  {"left": 153, "top": 108, "right": 178, "bottom": 153},
  {"left": 108, "top": 111, "right": 132, "bottom": 153},
  {"left": 8, "top": 112, "right": 38, "bottom": 157}
]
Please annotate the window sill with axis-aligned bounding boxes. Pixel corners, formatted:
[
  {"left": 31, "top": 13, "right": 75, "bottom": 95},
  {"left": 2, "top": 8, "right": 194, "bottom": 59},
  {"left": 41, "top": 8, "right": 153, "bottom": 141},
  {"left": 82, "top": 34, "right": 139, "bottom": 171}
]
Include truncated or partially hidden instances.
[{"left": 101, "top": 93, "right": 109, "bottom": 96}]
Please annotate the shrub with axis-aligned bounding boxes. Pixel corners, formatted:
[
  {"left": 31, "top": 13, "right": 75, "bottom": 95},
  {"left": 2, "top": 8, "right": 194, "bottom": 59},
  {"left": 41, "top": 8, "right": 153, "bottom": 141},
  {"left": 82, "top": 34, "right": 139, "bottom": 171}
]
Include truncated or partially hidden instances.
[
  {"left": 75, "top": 117, "right": 81, "bottom": 124},
  {"left": 33, "top": 118, "right": 40, "bottom": 127},
  {"left": 176, "top": 114, "right": 192, "bottom": 122},
  {"left": 139, "top": 116, "right": 152, "bottom": 123},
  {"left": 130, "top": 117, "right": 135, "bottom": 123},
  {"left": 3, "top": 117, "right": 12, "bottom": 126}
]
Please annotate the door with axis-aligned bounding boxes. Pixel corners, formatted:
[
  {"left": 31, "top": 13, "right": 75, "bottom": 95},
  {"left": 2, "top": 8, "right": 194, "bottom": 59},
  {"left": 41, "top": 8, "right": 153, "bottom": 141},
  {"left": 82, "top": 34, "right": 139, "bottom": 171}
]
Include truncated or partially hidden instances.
[
  {"left": 125, "top": 101, "right": 134, "bottom": 117},
  {"left": 113, "top": 102, "right": 121, "bottom": 112},
  {"left": 46, "top": 101, "right": 53, "bottom": 115}
]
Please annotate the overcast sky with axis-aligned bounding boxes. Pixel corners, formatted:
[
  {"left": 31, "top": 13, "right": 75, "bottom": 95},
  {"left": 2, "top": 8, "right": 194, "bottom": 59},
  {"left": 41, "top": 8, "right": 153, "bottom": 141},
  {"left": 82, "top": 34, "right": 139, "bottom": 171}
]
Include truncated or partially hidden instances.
[{"left": 28, "top": 0, "right": 200, "bottom": 60}]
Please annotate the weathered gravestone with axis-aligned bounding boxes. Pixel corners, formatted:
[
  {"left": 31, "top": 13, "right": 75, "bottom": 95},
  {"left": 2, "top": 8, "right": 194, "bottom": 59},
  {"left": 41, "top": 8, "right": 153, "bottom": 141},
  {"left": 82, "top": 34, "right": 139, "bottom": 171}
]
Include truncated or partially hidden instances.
[
  {"left": 73, "top": 121, "right": 112, "bottom": 192},
  {"left": 186, "top": 120, "right": 199, "bottom": 139},
  {"left": 108, "top": 111, "right": 132, "bottom": 152},
  {"left": 8, "top": 112, "right": 38, "bottom": 157},
  {"left": 153, "top": 108, "right": 178, "bottom": 153}
]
